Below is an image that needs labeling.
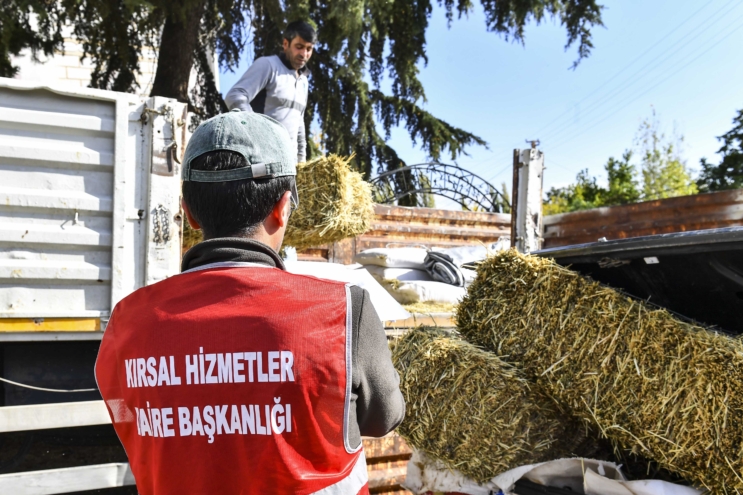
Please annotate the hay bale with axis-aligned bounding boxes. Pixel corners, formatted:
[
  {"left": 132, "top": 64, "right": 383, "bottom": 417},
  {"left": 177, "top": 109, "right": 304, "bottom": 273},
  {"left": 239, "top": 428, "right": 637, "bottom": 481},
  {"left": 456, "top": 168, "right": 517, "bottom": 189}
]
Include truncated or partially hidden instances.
[
  {"left": 182, "top": 221, "right": 202, "bottom": 253},
  {"left": 456, "top": 249, "right": 743, "bottom": 493},
  {"left": 180, "top": 154, "right": 373, "bottom": 253},
  {"left": 392, "top": 327, "right": 596, "bottom": 482},
  {"left": 283, "top": 154, "right": 374, "bottom": 249},
  {"left": 402, "top": 301, "right": 458, "bottom": 315}
]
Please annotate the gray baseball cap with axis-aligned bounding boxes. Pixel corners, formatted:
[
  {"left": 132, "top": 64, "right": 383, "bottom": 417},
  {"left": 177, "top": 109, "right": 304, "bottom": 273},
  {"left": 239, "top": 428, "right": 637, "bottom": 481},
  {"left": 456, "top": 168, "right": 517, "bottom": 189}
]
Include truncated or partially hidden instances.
[{"left": 182, "top": 110, "right": 299, "bottom": 204}]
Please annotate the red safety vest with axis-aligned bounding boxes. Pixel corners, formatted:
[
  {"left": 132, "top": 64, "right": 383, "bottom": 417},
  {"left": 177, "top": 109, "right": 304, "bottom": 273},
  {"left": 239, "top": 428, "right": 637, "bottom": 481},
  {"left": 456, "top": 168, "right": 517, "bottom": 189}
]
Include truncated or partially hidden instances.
[{"left": 96, "top": 262, "right": 369, "bottom": 495}]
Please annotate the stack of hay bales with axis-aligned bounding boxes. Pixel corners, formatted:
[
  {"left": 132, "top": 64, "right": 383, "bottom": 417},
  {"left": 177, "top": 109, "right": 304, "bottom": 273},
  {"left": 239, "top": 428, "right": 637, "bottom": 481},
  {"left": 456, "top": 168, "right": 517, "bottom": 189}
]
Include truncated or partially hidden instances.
[
  {"left": 283, "top": 154, "right": 374, "bottom": 249},
  {"left": 455, "top": 250, "right": 743, "bottom": 493},
  {"left": 392, "top": 327, "right": 599, "bottom": 483},
  {"left": 182, "top": 154, "right": 374, "bottom": 252}
]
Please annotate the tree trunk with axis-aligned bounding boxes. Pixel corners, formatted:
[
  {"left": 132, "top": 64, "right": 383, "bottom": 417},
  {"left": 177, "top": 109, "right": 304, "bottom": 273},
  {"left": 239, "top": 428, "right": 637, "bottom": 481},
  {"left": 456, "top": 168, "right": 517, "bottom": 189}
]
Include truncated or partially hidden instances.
[{"left": 150, "top": 1, "right": 208, "bottom": 101}]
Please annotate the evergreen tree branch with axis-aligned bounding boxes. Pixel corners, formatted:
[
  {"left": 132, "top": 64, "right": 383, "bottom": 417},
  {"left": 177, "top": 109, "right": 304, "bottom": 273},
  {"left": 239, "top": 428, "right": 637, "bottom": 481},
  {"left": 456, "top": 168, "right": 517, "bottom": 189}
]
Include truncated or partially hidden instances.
[
  {"left": 1, "top": 0, "right": 66, "bottom": 77},
  {"left": 371, "top": 89, "right": 487, "bottom": 162},
  {"left": 4, "top": 0, "right": 604, "bottom": 178}
]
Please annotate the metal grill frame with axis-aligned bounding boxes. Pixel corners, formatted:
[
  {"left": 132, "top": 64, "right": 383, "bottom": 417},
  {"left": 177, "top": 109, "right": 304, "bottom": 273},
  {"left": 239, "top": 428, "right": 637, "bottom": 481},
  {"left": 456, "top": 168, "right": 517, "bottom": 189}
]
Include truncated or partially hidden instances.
[{"left": 370, "top": 162, "right": 510, "bottom": 213}]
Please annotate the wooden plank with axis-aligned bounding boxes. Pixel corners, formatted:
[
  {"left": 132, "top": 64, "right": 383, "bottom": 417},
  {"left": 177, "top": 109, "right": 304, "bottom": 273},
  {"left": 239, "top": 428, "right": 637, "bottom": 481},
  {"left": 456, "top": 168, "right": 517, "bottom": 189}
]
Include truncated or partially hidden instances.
[
  {"left": 544, "top": 189, "right": 743, "bottom": 227},
  {"left": 374, "top": 204, "right": 510, "bottom": 226},
  {"left": 0, "top": 463, "right": 134, "bottom": 495},
  {"left": 543, "top": 190, "right": 743, "bottom": 249},
  {"left": 356, "top": 238, "right": 504, "bottom": 252},
  {"left": 544, "top": 202, "right": 743, "bottom": 235},
  {"left": 368, "top": 223, "right": 509, "bottom": 238},
  {"left": 386, "top": 313, "right": 455, "bottom": 330},
  {"left": 363, "top": 433, "right": 413, "bottom": 460},
  {"left": 364, "top": 433, "right": 412, "bottom": 494},
  {"left": 297, "top": 204, "right": 511, "bottom": 262},
  {"left": 544, "top": 219, "right": 743, "bottom": 247},
  {"left": 367, "top": 462, "right": 408, "bottom": 492},
  {"left": 0, "top": 401, "right": 110, "bottom": 433}
]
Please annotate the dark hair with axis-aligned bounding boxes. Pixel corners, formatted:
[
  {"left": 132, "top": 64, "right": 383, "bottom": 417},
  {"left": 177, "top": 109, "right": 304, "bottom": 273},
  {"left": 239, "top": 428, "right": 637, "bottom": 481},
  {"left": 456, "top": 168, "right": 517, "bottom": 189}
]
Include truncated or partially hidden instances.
[
  {"left": 182, "top": 151, "right": 295, "bottom": 239},
  {"left": 284, "top": 21, "right": 317, "bottom": 44}
]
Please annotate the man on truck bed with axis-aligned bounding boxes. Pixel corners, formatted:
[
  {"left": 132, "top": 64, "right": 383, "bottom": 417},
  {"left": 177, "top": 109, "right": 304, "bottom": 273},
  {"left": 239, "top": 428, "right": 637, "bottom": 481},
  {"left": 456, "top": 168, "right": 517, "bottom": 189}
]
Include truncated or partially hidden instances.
[
  {"left": 225, "top": 20, "right": 315, "bottom": 164},
  {"left": 95, "top": 111, "right": 405, "bottom": 494}
]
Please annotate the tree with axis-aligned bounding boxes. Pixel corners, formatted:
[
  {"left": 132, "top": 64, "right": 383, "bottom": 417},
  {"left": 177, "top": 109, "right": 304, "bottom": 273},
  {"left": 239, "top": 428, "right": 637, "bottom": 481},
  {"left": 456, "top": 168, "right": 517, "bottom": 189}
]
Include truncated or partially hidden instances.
[
  {"left": 419, "top": 175, "right": 436, "bottom": 209},
  {"left": 543, "top": 151, "right": 640, "bottom": 214},
  {"left": 544, "top": 111, "right": 699, "bottom": 215},
  {"left": 2, "top": 0, "right": 603, "bottom": 177},
  {"left": 635, "top": 110, "right": 697, "bottom": 200},
  {"left": 603, "top": 151, "right": 640, "bottom": 205},
  {"left": 544, "top": 168, "right": 603, "bottom": 215},
  {"left": 497, "top": 181, "right": 511, "bottom": 214},
  {"left": 697, "top": 108, "right": 743, "bottom": 192}
]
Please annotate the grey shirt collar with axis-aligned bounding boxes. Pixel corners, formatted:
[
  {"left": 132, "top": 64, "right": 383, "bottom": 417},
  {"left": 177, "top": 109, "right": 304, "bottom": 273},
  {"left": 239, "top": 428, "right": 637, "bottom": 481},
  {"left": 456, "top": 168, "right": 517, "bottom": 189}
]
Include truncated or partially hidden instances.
[{"left": 278, "top": 52, "right": 310, "bottom": 77}]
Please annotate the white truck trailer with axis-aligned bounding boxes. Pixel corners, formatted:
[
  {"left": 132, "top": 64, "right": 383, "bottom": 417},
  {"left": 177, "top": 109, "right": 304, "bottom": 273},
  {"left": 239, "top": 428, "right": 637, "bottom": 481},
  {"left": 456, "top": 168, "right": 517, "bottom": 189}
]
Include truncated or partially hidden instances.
[{"left": 0, "top": 78, "right": 185, "bottom": 493}]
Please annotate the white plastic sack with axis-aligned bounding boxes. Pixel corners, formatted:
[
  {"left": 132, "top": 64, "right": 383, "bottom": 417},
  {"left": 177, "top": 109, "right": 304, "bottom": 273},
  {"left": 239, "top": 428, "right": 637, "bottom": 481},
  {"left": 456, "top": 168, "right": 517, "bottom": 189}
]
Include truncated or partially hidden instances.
[
  {"left": 383, "top": 280, "right": 466, "bottom": 305},
  {"left": 403, "top": 449, "right": 702, "bottom": 495},
  {"left": 361, "top": 265, "right": 433, "bottom": 283},
  {"left": 431, "top": 245, "right": 488, "bottom": 266},
  {"left": 353, "top": 247, "right": 428, "bottom": 269},
  {"left": 284, "top": 261, "right": 410, "bottom": 321}
]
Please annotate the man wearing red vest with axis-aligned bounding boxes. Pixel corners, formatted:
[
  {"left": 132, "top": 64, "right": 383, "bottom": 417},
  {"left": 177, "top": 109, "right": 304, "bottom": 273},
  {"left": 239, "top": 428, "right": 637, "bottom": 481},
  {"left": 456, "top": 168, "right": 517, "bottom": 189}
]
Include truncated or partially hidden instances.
[{"left": 95, "top": 110, "right": 405, "bottom": 494}]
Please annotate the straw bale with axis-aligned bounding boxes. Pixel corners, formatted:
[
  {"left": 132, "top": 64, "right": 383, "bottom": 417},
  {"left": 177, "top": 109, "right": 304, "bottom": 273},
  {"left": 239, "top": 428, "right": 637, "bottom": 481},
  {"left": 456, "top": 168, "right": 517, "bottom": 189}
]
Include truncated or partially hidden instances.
[
  {"left": 392, "top": 327, "right": 597, "bottom": 482},
  {"left": 181, "top": 154, "right": 373, "bottom": 252},
  {"left": 283, "top": 154, "right": 374, "bottom": 249},
  {"left": 403, "top": 301, "right": 458, "bottom": 315},
  {"left": 456, "top": 249, "right": 743, "bottom": 493},
  {"left": 182, "top": 221, "right": 202, "bottom": 253}
]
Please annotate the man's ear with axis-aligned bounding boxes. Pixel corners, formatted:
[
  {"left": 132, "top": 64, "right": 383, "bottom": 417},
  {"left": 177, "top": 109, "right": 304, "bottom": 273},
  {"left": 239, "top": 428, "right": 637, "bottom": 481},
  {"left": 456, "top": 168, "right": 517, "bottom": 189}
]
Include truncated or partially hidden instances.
[
  {"left": 282, "top": 38, "right": 289, "bottom": 51},
  {"left": 181, "top": 198, "right": 201, "bottom": 230},
  {"left": 270, "top": 191, "right": 293, "bottom": 229}
]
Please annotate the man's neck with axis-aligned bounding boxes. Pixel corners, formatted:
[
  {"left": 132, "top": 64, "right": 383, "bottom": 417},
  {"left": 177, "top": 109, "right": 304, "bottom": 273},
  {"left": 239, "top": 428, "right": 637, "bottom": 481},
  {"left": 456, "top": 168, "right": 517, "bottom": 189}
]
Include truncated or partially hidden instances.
[{"left": 279, "top": 52, "right": 304, "bottom": 75}]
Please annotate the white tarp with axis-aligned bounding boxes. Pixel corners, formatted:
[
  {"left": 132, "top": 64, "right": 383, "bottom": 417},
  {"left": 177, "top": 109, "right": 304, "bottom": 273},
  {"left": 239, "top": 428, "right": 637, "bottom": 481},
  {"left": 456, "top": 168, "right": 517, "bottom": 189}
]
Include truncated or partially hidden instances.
[
  {"left": 361, "top": 265, "right": 433, "bottom": 283},
  {"left": 403, "top": 450, "right": 701, "bottom": 495},
  {"left": 284, "top": 261, "right": 410, "bottom": 321}
]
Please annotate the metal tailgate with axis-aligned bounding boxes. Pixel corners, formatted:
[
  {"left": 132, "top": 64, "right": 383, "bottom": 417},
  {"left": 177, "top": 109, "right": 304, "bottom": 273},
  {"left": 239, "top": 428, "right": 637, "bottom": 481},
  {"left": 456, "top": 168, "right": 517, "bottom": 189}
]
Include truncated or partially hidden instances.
[{"left": 0, "top": 79, "right": 184, "bottom": 336}]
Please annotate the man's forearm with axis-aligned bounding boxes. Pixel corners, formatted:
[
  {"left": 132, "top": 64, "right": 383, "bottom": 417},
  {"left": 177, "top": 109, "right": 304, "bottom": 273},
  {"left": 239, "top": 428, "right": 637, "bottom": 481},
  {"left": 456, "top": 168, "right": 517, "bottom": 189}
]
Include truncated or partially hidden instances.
[
  {"left": 224, "top": 91, "right": 254, "bottom": 112},
  {"left": 225, "top": 57, "right": 272, "bottom": 112}
]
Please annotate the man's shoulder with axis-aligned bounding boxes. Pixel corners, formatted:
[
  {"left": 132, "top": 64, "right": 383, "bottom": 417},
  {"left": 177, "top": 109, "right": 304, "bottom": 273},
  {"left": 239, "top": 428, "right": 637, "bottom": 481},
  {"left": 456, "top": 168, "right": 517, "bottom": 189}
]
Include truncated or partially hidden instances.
[{"left": 252, "top": 54, "right": 282, "bottom": 68}]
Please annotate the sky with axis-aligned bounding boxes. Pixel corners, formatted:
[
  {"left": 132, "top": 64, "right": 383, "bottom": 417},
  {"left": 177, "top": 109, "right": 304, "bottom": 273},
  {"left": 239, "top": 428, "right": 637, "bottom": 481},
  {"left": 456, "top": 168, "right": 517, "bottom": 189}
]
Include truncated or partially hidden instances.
[{"left": 220, "top": 0, "right": 743, "bottom": 208}]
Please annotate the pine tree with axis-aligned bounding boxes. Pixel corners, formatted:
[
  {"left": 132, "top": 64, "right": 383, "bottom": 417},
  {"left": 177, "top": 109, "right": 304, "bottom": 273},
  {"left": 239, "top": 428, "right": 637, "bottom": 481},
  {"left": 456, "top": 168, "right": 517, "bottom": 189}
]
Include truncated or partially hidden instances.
[
  {"left": 2, "top": 0, "right": 603, "bottom": 176},
  {"left": 697, "top": 109, "right": 743, "bottom": 192}
]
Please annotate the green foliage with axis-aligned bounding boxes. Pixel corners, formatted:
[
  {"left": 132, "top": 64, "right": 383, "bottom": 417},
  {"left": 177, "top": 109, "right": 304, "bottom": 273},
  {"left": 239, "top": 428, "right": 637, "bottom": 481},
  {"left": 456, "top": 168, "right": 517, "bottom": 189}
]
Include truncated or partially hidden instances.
[
  {"left": 0, "top": 0, "right": 65, "bottom": 77},
  {"left": 697, "top": 108, "right": 743, "bottom": 192},
  {"left": 544, "top": 167, "right": 605, "bottom": 215},
  {"left": 497, "top": 181, "right": 511, "bottom": 214},
  {"left": 603, "top": 151, "right": 640, "bottom": 205},
  {"left": 189, "top": 41, "right": 230, "bottom": 130},
  {"left": 63, "top": 0, "right": 162, "bottom": 92},
  {"left": 2, "top": 0, "right": 604, "bottom": 177},
  {"left": 635, "top": 111, "right": 697, "bottom": 200},
  {"left": 545, "top": 112, "right": 699, "bottom": 215},
  {"left": 419, "top": 174, "right": 436, "bottom": 208},
  {"left": 460, "top": 182, "right": 510, "bottom": 212}
]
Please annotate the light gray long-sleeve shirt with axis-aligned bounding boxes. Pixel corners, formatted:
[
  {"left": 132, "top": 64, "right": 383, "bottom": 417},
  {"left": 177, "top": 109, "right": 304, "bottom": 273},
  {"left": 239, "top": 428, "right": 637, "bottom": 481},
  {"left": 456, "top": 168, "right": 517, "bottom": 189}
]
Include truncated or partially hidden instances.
[{"left": 225, "top": 54, "right": 309, "bottom": 163}]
